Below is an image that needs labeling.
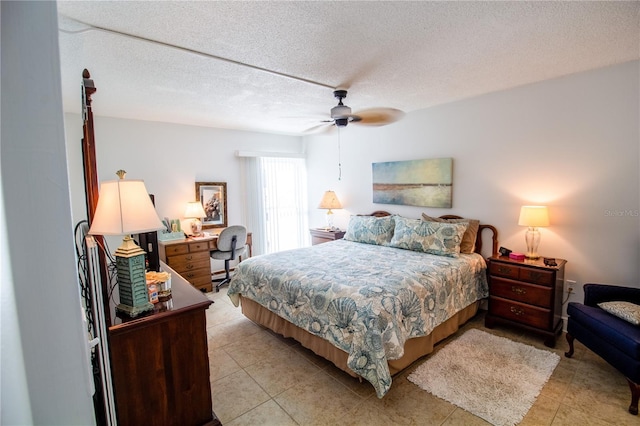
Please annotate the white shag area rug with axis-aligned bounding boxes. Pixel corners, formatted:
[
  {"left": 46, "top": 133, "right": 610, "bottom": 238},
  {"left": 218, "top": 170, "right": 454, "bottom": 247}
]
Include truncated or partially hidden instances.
[{"left": 407, "top": 328, "right": 560, "bottom": 426}]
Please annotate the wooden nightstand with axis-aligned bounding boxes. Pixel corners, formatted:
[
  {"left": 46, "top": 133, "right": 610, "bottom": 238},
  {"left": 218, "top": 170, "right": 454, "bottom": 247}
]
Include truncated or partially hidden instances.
[
  {"left": 310, "top": 228, "right": 345, "bottom": 245},
  {"left": 485, "top": 255, "right": 567, "bottom": 347}
]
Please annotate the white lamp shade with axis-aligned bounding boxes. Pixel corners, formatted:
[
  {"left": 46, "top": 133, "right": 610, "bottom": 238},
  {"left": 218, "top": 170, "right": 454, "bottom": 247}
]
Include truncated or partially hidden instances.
[
  {"left": 184, "top": 201, "right": 206, "bottom": 219},
  {"left": 88, "top": 179, "right": 164, "bottom": 235},
  {"left": 518, "top": 206, "right": 550, "bottom": 227},
  {"left": 318, "top": 190, "right": 342, "bottom": 210}
]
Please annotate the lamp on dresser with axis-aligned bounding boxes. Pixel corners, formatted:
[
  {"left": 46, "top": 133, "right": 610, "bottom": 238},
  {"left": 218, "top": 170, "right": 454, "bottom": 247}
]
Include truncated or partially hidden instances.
[
  {"left": 89, "top": 170, "right": 164, "bottom": 317},
  {"left": 518, "top": 205, "right": 549, "bottom": 259},
  {"left": 184, "top": 201, "right": 207, "bottom": 236},
  {"left": 318, "top": 190, "right": 342, "bottom": 230}
]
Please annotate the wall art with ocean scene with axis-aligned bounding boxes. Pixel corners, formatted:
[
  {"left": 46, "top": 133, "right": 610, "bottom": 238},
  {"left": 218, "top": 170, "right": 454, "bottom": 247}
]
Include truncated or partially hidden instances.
[{"left": 372, "top": 158, "right": 453, "bottom": 208}]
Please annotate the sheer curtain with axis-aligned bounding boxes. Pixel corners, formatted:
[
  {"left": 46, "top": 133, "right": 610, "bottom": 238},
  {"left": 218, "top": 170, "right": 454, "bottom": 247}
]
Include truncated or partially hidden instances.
[{"left": 241, "top": 154, "right": 309, "bottom": 255}]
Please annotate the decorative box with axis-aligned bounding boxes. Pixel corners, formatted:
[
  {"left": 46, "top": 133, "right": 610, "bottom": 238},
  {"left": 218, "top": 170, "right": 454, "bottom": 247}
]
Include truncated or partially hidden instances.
[
  {"left": 509, "top": 252, "right": 526, "bottom": 261},
  {"left": 158, "top": 231, "right": 184, "bottom": 242}
]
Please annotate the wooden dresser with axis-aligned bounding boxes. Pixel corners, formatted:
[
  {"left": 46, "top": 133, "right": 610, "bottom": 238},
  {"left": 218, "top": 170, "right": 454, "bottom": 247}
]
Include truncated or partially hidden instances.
[
  {"left": 310, "top": 228, "right": 345, "bottom": 245},
  {"left": 109, "top": 262, "right": 219, "bottom": 425},
  {"left": 159, "top": 231, "right": 252, "bottom": 292},
  {"left": 485, "top": 255, "right": 567, "bottom": 347}
]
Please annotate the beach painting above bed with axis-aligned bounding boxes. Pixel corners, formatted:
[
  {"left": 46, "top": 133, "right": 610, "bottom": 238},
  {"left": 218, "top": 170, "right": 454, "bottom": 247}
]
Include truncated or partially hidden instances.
[{"left": 372, "top": 158, "right": 453, "bottom": 208}]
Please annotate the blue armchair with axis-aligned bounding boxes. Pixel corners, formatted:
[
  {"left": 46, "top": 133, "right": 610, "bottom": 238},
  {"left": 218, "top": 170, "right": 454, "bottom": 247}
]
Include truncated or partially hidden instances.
[{"left": 565, "top": 283, "right": 640, "bottom": 415}]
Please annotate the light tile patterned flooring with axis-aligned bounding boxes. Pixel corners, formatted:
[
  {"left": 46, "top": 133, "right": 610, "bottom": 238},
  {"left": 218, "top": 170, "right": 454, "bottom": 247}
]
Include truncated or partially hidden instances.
[{"left": 205, "top": 289, "right": 635, "bottom": 425}]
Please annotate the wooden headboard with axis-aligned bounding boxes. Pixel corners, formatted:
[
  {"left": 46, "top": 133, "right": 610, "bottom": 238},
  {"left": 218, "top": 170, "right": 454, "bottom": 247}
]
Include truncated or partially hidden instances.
[{"left": 367, "top": 210, "right": 499, "bottom": 257}]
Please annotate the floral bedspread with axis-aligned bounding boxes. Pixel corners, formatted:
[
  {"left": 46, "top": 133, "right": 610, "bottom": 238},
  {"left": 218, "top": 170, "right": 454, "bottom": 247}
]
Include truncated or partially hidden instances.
[{"left": 227, "top": 239, "right": 488, "bottom": 397}]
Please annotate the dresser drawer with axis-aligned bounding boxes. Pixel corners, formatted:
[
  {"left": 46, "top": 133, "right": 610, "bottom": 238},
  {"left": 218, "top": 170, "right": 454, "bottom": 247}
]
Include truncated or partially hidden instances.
[
  {"left": 489, "top": 297, "right": 551, "bottom": 329},
  {"left": 165, "top": 244, "right": 189, "bottom": 256},
  {"left": 169, "top": 258, "right": 210, "bottom": 274},
  {"left": 189, "top": 241, "right": 210, "bottom": 252},
  {"left": 180, "top": 268, "right": 211, "bottom": 284},
  {"left": 167, "top": 250, "right": 209, "bottom": 265},
  {"left": 490, "top": 277, "right": 552, "bottom": 308}
]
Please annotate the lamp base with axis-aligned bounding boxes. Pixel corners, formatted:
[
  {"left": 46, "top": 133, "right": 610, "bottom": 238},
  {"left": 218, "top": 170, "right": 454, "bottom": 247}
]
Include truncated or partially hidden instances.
[
  {"left": 116, "top": 302, "right": 154, "bottom": 318},
  {"left": 524, "top": 227, "right": 541, "bottom": 260},
  {"left": 325, "top": 209, "right": 335, "bottom": 230},
  {"left": 191, "top": 218, "right": 203, "bottom": 236}
]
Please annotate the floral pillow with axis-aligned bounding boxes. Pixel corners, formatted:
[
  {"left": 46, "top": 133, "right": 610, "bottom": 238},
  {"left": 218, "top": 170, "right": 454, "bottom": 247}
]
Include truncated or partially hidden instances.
[
  {"left": 598, "top": 301, "right": 640, "bottom": 326},
  {"left": 389, "top": 215, "right": 468, "bottom": 257},
  {"left": 343, "top": 215, "right": 395, "bottom": 246},
  {"left": 422, "top": 213, "right": 480, "bottom": 254}
]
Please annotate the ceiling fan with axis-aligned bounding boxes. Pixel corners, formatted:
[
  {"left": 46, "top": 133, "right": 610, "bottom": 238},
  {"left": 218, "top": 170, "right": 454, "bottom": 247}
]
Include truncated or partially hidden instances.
[{"left": 306, "top": 89, "right": 404, "bottom": 133}]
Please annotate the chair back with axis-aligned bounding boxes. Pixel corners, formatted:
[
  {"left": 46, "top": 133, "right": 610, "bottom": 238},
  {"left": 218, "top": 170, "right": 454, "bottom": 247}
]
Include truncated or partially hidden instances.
[{"left": 216, "top": 225, "right": 247, "bottom": 252}]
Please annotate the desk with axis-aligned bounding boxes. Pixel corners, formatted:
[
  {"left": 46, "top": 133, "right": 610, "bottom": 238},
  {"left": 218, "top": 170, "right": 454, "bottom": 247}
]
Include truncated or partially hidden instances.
[
  {"left": 109, "top": 262, "right": 220, "bottom": 425},
  {"left": 159, "top": 230, "right": 252, "bottom": 292}
]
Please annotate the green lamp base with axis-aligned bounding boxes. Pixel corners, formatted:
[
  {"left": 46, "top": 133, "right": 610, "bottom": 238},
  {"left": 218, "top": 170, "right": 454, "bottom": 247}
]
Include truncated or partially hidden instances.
[{"left": 116, "top": 302, "right": 154, "bottom": 318}]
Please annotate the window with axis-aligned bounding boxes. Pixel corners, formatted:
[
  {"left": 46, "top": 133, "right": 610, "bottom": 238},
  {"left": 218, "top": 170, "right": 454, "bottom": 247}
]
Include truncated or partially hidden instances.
[{"left": 242, "top": 155, "right": 309, "bottom": 255}]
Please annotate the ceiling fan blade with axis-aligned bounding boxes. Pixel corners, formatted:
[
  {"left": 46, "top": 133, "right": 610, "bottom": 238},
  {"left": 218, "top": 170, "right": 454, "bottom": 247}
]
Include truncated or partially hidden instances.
[
  {"left": 304, "top": 122, "right": 334, "bottom": 134},
  {"left": 353, "top": 108, "right": 405, "bottom": 126}
]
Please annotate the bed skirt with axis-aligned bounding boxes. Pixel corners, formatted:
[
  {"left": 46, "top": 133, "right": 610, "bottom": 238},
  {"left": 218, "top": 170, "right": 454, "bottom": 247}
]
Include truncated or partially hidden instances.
[{"left": 239, "top": 295, "right": 479, "bottom": 378}]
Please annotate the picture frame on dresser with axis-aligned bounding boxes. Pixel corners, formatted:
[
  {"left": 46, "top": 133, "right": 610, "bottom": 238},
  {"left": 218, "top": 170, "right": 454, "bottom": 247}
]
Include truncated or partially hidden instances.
[{"left": 195, "top": 182, "right": 227, "bottom": 228}]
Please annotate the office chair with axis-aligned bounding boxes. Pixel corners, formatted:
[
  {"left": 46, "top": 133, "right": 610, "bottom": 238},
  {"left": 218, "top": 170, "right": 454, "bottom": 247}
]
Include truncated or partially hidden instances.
[{"left": 211, "top": 225, "right": 248, "bottom": 292}]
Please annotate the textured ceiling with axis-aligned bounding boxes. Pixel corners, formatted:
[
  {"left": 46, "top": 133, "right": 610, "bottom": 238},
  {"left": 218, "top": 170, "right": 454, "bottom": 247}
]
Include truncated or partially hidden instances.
[{"left": 57, "top": 1, "right": 639, "bottom": 136}]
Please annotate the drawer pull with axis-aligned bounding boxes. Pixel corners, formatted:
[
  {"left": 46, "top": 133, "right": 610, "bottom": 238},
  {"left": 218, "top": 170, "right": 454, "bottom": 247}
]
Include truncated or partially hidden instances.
[
  {"left": 510, "top": 306, "right": 525, "bottom": 316},
  {"left": 186, "top": 255, "right": 193, "bottom": 261},
  {"left": 497, "top": 266, "right": 512, "bottom": 274},
  {"left": 529, "top": 272, "right": 544, "bottom": 281},
  {"left": 186, "top": 264, "right": 194, "bottom": 270},
  {"left": 511, "top": 286, "right": 526, "bottom": 295}
]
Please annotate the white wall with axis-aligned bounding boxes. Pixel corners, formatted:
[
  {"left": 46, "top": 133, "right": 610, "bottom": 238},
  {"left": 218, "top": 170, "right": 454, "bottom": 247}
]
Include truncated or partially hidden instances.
[
  {"left": 64, "top": 114, "right": 303, "bottom": 250},
  {"left": 306, "top": 61, "right": 640, "bottom": 306},
  {"left": 1, "top": 2, "right": 96, "bottom": 424}
]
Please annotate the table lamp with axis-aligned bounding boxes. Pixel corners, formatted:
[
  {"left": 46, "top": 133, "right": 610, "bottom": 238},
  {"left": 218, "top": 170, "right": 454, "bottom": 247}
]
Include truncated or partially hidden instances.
[
  {"left": 184, "top": 201, "right": 207, "bottom": 236},
  {"left": 318, "top": 190, "right": 342, "bottom": 230},
  {"left": 89, "top": 170, "right": 165, "bottom": 317},
  {"left": 518, "top": 205, "right": 549, "bottom": 259}
]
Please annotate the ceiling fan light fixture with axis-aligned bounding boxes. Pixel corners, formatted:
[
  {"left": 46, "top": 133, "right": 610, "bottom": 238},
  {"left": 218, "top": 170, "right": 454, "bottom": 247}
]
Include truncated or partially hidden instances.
[
  {"left": 335, "top": 117, "right": 349, "bottom": 127},
  {"left": 331, "top": 104, "right": 352, "bottom": 118}
]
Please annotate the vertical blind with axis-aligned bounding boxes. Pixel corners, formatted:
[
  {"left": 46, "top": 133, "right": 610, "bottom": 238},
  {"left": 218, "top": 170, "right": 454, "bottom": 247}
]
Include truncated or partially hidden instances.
[{"left": 242, "top": 155, "right": 309, "bottom": 255}]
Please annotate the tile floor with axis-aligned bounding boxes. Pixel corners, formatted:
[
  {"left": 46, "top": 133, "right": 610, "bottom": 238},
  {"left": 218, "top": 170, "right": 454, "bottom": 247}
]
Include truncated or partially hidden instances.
[{"left": 205, "top": 289, "right": 635, "bottom": 425}]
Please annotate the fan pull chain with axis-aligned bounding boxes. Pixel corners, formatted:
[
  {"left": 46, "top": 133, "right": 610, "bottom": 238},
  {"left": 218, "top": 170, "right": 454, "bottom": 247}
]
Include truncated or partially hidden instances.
[{"left": 337, "top": 127, "right": 342, "bottom": 181}]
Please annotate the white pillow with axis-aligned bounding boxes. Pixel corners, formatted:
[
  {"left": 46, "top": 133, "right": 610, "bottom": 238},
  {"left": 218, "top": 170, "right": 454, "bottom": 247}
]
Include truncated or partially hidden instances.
[{"left": 598, "top": 301, "right": 640, "bottom": 326}]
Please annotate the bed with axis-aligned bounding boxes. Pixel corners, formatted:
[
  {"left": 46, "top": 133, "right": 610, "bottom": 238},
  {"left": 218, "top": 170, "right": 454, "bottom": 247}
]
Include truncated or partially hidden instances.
[{"left": 227, "top": 211, "right": 498, "bottom": 398}]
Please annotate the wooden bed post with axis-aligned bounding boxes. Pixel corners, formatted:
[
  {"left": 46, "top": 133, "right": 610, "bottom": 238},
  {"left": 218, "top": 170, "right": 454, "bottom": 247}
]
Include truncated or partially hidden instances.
[{"left": 82, "top": 69, "right": 112, "bottom": 327}]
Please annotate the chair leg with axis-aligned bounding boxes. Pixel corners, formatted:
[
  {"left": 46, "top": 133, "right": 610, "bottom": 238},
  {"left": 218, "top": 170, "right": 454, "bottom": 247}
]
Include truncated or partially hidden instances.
[
  {"left": 564, "top": 332, "right": 575, "bottom": 358},
  {"left": 628, "top": 378, "right": 639, "bottom": 415},
  {"left": 214, "top": 259, "right": 232, "bottom": 292}
]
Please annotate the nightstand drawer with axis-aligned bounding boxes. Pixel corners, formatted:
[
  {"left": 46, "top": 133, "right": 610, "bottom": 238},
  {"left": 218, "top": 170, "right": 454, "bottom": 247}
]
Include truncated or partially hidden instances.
[
  {"left": 519, "top": 268, "right": 553, "bottom": 286},
  {"left": 490, "top": 277, "right": 552, "bottom": 308},
  {"left": 489, "top": 262, "right": 519, "bottom": 279},
  {"left": 489, "top": 262, "right": 554, "bottom": 286},
  {"left": 490, "top": 297, "right": 551, "bottom": 329}
]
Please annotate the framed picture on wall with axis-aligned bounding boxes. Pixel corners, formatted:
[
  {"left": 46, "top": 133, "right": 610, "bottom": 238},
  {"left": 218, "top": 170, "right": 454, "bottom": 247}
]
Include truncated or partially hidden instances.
[{"left": 195, "top": 182, "right": 227, "bottom": 228}]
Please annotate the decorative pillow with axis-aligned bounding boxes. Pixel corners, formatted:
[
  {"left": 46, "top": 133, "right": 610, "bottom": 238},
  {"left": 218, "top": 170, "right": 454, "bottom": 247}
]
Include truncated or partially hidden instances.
[
  {"left": 389, "top": 216, "right": 468, "bottom": 257},
  {"left": 598, "top": 301, "right": 640, "bottom": 326},
  {"left": 421, "top": 213, "right": 480, "bottom": 254},
  {"left": 343, "top": 215, "right": 395, "bottom": 246}
]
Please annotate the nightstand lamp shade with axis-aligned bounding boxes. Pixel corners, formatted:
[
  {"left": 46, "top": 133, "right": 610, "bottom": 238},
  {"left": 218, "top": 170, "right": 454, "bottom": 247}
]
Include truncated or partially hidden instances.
[
  {"left": 318, "top": 190, "right": 342, "bottom": 230},
  {"left": 184, "top": 201, "right": 206, "bottom": 236},
  {"left": 89, "top": 170, "right": 164, "bottom": 317},
  {"left": 518, "top": 205, "right": 549, "bottom": 259}
]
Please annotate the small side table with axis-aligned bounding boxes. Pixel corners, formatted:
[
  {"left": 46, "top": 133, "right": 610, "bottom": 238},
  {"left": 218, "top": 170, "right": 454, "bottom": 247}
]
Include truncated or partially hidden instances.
[
  {"left": 485, "top": 255, "right": 567, "bottom": 347},
  {"left": 310, "top": 228, "right": 345, "bottom": 245}
]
